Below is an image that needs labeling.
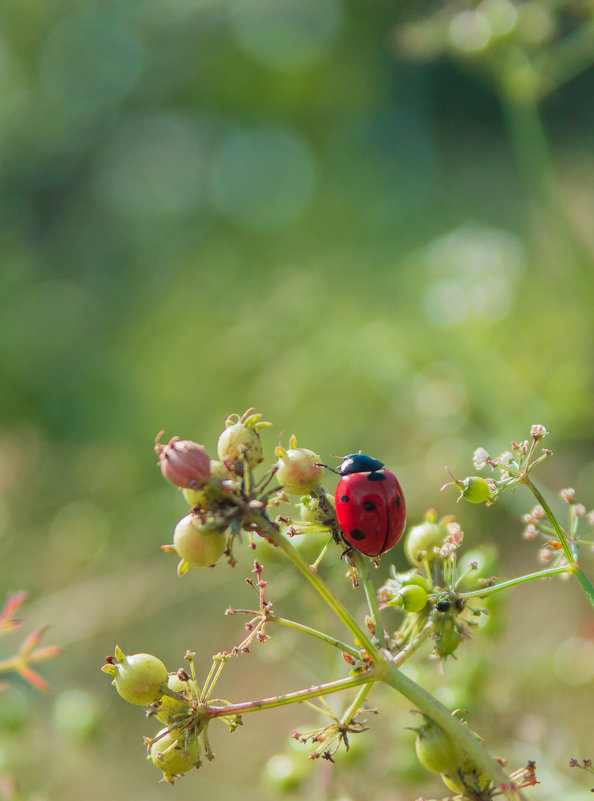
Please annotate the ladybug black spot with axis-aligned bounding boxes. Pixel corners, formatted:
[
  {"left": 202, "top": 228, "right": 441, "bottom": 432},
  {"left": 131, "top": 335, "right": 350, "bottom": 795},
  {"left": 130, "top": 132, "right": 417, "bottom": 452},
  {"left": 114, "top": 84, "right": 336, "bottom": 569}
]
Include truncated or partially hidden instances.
[
  {"left": 395, "top": 497, "right": 402, "bottom": 507},
  {"left": 362, "top": 500, "right": 376, "bottom": 511},
  {"left": 367, "top": 472, "right": 386, "bottom": 482},
  {"left": 341, "top": 495, "right": 349, "bottom": 503},
  {"left": 436, "top": 600, "right": 451, "bottom": 612},
  {"left": 349, "top": 528, "right": 366, "bottom": 540}
]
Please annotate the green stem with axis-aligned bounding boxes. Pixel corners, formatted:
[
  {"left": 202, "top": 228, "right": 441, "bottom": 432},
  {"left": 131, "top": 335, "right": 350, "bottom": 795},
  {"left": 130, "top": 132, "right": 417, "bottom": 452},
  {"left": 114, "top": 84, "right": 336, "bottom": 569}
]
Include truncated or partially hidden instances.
[
  {"left": 524, "top": 478, "right": 576, "bottom": 566},
  {"left": 537, "top": 21, "right": 594, "bottom": 98},
  {"left": 380, "top": 664, "right": 529, "bottom": 801},
  {"left": 267, "top": 614, "right": 360, "bottom": 660},
  {"left": 572, "top": 567, "right": 594, "bottom": 608},
  {"left": 206, "top": 670, "right": 378, "bottom": 718},
  {"left": 353, "top": 551, "right": 387, "bottom": 649},
  {"left": 252, "top": 513, "right": 378, "bottom": 659},
  {"left": 458, "top": 566, "right": 572, "bottom": 599},
  {"left": 339, "top": 682, "right": 373, "bottom": 727}
]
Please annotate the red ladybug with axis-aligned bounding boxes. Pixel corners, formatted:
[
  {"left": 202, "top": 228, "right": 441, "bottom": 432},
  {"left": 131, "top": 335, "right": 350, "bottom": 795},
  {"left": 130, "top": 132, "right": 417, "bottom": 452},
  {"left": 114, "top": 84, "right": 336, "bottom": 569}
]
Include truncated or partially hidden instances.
[{"left": 334, "top": 453, "right": 406, "bottom": 557}]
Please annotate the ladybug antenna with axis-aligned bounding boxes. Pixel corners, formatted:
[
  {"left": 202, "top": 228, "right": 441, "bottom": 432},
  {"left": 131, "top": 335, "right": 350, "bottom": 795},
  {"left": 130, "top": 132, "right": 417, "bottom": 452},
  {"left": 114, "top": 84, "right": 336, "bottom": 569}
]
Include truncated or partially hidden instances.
[{"left": 317, "top": 462, "right": 340, "bottom": 475}]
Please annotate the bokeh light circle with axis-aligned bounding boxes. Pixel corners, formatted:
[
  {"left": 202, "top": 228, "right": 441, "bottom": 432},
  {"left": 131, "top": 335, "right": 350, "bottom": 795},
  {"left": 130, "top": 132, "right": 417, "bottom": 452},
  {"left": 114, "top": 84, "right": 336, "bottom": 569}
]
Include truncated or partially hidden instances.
[{"left": 209, "top": 125, "right": 317, "bottom": 231}]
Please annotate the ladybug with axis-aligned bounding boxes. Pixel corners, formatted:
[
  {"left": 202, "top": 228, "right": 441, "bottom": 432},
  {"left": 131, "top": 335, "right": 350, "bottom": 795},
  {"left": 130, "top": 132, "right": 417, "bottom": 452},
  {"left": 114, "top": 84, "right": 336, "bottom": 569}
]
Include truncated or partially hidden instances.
[{"left": 334, "top": 453, "right": 406, "bottom": 557}]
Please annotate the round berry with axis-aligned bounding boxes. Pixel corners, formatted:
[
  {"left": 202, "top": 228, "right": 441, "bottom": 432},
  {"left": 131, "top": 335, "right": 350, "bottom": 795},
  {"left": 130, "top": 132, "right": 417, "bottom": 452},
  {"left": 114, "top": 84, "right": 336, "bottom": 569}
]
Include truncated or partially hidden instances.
[
  {"left": 217, "top": 422, "right": 264, "bottom": 469},
  {"left": 442, "top": 759, "right": 489, "bottom": 795},
  {"left": 182, "top": 461, "right": 231, "bottom": 508},
  {"left": 436, "top": 620, "right": 461, "bottom": 658},
  {"left": 262, "top": 753, "right": 307, "bottom": 793},
  {"left": 400, "top": 584, "right": 428, "bottom": 613},
  {"left": 459, "top": 476, "right": 495, "bottom": 504},
  {"left": 276, "top": 447, "right": 324, "bottom": 495},
  {"left": 414, "top": 718, "right": 462, "bottom": 775},
  {"left": 149, "top": 728, "right": 201, "bottom": 777},
  {"left": 154, "top": 674, "right": 192, "bottom": 724},
  {"left": 398, "top": 570, "right": 432, "bottom": 593},
  {"left": 405, "top": 521, "right": 446, "bottom": 566},
  {"left": 173, "top": 514, "right": 226, "bottom": 567},
  {"left": 113, "top": 651, "right": 168, "bottom": 706}
]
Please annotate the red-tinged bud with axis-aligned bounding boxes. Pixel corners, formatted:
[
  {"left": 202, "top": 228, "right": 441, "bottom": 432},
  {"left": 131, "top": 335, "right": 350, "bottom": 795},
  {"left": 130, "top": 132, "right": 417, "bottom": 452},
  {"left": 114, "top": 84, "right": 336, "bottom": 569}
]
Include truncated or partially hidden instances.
[{"left": 155, "top": 433, "right": 211, "bottom": 489}]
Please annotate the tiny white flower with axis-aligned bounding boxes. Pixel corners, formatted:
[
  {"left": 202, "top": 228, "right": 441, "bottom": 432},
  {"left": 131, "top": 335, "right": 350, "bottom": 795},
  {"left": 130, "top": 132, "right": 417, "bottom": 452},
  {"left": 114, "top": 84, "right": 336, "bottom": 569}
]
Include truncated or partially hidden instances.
[{"left": 472, "top": 447, "right": 489, "bottom": 469}]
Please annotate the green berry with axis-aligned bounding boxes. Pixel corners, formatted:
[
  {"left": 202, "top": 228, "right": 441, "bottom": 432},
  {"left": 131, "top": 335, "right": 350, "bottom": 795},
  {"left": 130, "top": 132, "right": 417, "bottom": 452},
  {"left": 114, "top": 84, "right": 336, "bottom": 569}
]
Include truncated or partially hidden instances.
[
  {"left": 459, "top": 476, "right": 494, "bottom": 504},
  {"left": 398, "top": 570, "right": 431, "bottom": 592},
  {"left": 111, "top": 650, "right": 168, "bottom": 706},
  {"left": 149, "top": 728, "right": 201, "bottom": 777},
  {"left": 436, "top": 620, "right": 461, "bottom": 658},
  {"left": 405, "top": 521, "right": 446, "bottom": 566},
  {"left": 275, "top": 446, "right": 324, "bottom": 495},
  {"left": 154, "top": 674, "right": 192, "bottom": 724},
  {"left": 182, "top": 461, "right": 231, "bottom": 508},
  {"left": 442, "top": 758, "right": 490, "bottom": 795},
  {"left": 414, "top": 718, "right": 463, "bottom": 775},
  {"left": 400, "top": 584, "right": 428, "bottom": 613},
  {"left": 217, "top": 423, "right": 263, "bottom": 469},
  {"left": 173, "top": 513, "right": 226, "bottom": 567},
  {"left": 262, "top": 753, "right": 307, "bottom": 793}
]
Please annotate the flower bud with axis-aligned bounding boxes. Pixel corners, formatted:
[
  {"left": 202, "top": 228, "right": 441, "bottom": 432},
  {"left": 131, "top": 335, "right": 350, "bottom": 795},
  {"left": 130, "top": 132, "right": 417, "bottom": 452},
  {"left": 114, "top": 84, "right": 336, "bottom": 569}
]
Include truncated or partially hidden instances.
[{"left": 155, "top": 434, "right": 211, "bottom": 489}]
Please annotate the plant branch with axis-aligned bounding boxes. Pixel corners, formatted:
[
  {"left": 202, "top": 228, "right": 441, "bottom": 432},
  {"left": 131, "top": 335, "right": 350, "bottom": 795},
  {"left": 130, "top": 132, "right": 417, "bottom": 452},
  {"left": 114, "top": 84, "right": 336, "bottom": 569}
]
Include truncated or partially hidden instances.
[{"left": 206, "top": 670, "right": 378, "bottom": 718}]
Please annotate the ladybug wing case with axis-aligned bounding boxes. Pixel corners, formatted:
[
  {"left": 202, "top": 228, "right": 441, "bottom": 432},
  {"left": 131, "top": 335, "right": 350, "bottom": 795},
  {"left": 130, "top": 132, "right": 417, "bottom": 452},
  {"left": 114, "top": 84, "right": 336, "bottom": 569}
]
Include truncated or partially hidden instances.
[{"left": 336, "top": 470, "right": 406, "bottom": 556}]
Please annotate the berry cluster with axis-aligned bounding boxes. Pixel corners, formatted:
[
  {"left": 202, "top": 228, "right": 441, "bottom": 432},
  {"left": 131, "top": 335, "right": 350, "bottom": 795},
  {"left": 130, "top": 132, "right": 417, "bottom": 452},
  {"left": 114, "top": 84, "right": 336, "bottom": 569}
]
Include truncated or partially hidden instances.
[{"left": 100, "top": 412, "right": 593, "bottom": 797}]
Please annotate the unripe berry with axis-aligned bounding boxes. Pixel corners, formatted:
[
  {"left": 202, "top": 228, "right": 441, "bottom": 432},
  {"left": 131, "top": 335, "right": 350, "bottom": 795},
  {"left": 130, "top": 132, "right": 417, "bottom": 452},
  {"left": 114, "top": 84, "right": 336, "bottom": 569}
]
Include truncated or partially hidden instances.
[
  {"left": 149, "top": 728, "right": 201, "bottom": 777},
  {"left": 217, "top": 423, "right": 263, "bottom": 469},
  {"left": 459, "top": 476, "right": 495, "bottom": 504},
  {"left": 405, "top": 520, "right": 446, "bottom": 566},
  {"left": 103, "top": 647, "right": 168, "bottom": 706},
  {"left": 436, "top": 620, "right": 461, "bottom": 658},
  {"left": 155, "top": 435, "right": 210, "bottom": 489},
  {"left": 182, "top": 460, "right": 231, "bottom": 508},
  {"left": 262, "top": 753, "right": 308, "bottom": 793},
  {"left": 400, "top": 584, "right": 429, "bottom": 613},
  {"left": 275, "top": 443, "right": 324, "bottom": 495},
  {"left": 173, "top": 513, "right": 227, "bottom": 567},
  {"left": 414, "top": 717, "right": 463, "bottom": 775},
  {"left": 154, "top": 674, "right": 192, "bottom": 724},
  {"left": 442, "top": 758, "right": 490, "bottom": 795},
  {"left": 398, "top": 570, "right": 432, "bottom": 593}
]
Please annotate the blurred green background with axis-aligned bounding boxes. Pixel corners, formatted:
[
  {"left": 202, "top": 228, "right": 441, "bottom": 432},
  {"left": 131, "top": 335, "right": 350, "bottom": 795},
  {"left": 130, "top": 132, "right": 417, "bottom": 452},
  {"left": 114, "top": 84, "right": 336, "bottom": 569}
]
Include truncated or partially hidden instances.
[{"left": 0, "top": 0, "right": 593, "bottom": 799}]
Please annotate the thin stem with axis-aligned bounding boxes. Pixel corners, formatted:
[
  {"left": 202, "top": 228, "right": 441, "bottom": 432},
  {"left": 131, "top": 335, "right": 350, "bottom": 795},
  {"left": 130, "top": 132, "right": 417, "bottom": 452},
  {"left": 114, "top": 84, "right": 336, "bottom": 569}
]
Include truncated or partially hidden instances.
[
  {"left": 392, "top": 614, "right": 437, "bottom": 667},
  {"left": 380, "top": 664, "right": 529, "bottom": 801},
  {"left": 524, "top": 478, "right": 576, "bottom": 566},
  {"left": 458, "top": 566, "right": 572, "bottom": 600},
  {"left": 251, "top": 513, "right": 378, "bottom": 659},
  {"left": 353, "top": 551, "right": 387, "bottom": 649},
  {"left": 267, "top": 614, "right": 361, "bottom": 660},
  {"left": 339, "top": 682, "right": 372, "bottom": 727},
  {"left": 206, "top": 670, "right": 378, "bottom": 719},
  {"left": 537, "top": 21, "right": 594, "bottom": 98}
]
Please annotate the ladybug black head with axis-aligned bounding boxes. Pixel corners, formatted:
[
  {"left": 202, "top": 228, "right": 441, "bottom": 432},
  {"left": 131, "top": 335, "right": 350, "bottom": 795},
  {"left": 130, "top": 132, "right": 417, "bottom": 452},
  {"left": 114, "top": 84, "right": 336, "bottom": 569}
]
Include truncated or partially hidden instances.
[{"left": 338, "top": 453, "right": 384, "bottom": 475}]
